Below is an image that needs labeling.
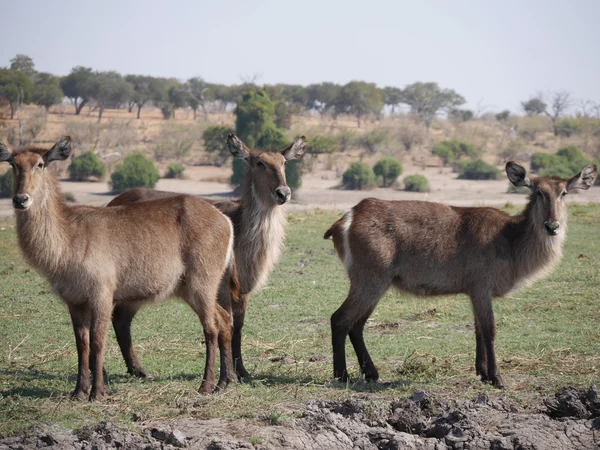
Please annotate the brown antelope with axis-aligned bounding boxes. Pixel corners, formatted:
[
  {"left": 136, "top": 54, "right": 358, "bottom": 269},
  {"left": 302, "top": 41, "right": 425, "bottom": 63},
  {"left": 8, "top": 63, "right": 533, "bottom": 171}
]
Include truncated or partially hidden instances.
[
  {"left": 107, "top": 134, "right": 307, "bottom": 380},
  {"left": 0, "top": 137, "right": 239, "bottom": 400},
  {"left": 325, "top": 161, "right": 597, "bottom": 388}
]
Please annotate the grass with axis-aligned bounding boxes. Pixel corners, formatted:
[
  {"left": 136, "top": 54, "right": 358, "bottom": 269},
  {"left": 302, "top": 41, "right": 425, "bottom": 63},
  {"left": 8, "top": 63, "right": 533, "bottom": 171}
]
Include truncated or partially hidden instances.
[{"left": 1, "top": 205, "right": 600, "bottom": 436}]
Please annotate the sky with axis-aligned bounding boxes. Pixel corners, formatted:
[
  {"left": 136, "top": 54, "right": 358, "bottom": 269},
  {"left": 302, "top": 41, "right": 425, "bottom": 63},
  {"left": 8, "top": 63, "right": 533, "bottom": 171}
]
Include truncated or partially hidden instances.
[{"left": 1, "top": 0, "right": 599, "bottom": 112}]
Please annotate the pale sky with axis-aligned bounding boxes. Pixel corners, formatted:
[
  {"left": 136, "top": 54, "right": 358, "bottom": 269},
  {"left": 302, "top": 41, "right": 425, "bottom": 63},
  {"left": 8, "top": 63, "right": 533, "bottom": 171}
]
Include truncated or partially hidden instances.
[{"left": 1, "top": 0, "right": 599, "bottom": 112}]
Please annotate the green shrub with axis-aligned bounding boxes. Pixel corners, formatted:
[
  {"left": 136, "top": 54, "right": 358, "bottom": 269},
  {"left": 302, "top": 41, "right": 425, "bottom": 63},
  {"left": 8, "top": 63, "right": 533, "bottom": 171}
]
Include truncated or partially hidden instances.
[
  {"left": 165, "top": 163, "right": 185, "bottom": 179},
  {"left": 285, "top": 160, "right": 303, "bottom": 191},
  {"left": 111, "top": 153, "right": 160, "bottom": 193},
  {"left": 356, "top": 129, "right": 389, "bottom": 155},
  {"left": 68, "top": 151, "right": 106, "bottom": 181},
  {"left": 433, "top": 140, "right": 479, "bottom": 166},
  {"left": 0, "top": 170, "right": 14, "bottom": 198},
  {"left": 507, "top": 182, "right": 529, "bottom": 194},
  {"left": 458, "top": 159, "right": 501, "bottom": 180},
  {"left": 203, "top": 125, "right": 235, "bottom": 165},
  {"left": 555, "top": 118, "right": 582, "bottom": 137},
  {"left": 495, "top": 110, "right": 510, "bottom": 121},
  {"left": 403, "top": 174, "right": 429, "bottom": 192},
  {"left": 530, "top": 152, "right": 557, "bottom": 172},
  {"left": 373, "top": 157, "right": 403, "bottom": 187},
  {"left": 342, "top": 162, "right": 377, "bottom": 190},
  {"left": 231, "top": 158, "right": 246, "bottom": 185},
  {"left": 308, "top": 135, "right": 339, "bottom": 154},
  {"left": 532, "top": 146, "right": 591, "bottom": 178}
]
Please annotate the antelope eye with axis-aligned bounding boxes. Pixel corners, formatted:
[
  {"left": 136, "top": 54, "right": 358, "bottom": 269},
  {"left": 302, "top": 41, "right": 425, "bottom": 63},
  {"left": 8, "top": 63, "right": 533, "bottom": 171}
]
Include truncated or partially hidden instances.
[
  {"left": 561, "top": 191, "right": 567, "bottom": 197},
  {"left": 37, "top": 163, "right": 44, "bottom": 169}
]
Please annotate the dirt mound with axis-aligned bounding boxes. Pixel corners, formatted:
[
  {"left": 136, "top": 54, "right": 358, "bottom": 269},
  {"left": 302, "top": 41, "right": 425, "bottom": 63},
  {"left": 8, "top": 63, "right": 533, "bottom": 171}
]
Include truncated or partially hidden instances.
[{"left": 2, "top": 388, "right": 599, "bottom": 449}]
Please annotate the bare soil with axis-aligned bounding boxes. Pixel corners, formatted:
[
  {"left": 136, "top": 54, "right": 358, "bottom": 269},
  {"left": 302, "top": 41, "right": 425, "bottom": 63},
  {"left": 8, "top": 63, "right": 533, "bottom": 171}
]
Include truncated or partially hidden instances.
[{"left": 1, "top": 387, "right": 598, "bottom": 449}]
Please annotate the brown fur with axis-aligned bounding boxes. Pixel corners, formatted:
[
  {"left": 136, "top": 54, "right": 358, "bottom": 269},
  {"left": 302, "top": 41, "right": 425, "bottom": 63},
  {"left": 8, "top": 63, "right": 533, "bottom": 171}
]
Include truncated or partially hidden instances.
[
  {"left": 0, "top": 137, "right": 238, "bottom": 400},
  {"left": 107, "top": 134, "right": 307, "bottom": 380},
  {"left": 325, "top": 161, "right": 597, "bottom": 388}
]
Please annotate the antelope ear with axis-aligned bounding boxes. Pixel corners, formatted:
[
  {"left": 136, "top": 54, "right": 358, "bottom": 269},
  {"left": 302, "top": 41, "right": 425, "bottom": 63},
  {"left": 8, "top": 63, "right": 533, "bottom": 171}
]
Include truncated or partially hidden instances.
[
  {"left": 506, "top": 161, "right": 532, "bottom": 188},
  {"left": 566, "top": 164, "right": 598, "bottom": 191},
  {"left": 0, "top": 142, "right": 12, "bottom": 163},
  {"left": 44, "top": 136, "right": 72, "bottom": 164},
  {"left": 227, "top": 134, "right": 251, "bottom": 160},
  {"left": 282, "top": 136, "right": 307, "bottom": 161}
]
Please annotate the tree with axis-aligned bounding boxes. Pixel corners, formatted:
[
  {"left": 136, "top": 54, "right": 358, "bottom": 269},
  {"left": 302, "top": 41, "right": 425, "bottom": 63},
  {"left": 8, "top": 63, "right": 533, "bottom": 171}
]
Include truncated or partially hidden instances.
[
  {"left": 545, "top": 91, "right": 572, "bottom": 136},
  {"left": 449, "top": 108, "right": 473, "bottom": 123},
  {"left": 521, "top": 97, "right": 546, "bottom": 116},
  {"left": 160, "top": 81, "right": 187, "bottom": 119},
  {"left": 203, "top": 125, "right": 235, "bottom": 165},
  {"left": 125, "top": 75, "right": 164, "bottom": 119},
  {"left": 495, "top": 110, "right": 510, "bottom": 121},
  {"left": 333, "top": 81, "right": 385, "bottom": 127},
  {"left": 383, "top": 86, "right": 403, "bottom": 115},
  {"left": 373, "top": 157, "right": 403, "bottom": 187},
  {"left": 306, "top": 82, "right": 341, "bottom": 114},
  {"left": 0, "top": 69, "right": 33, "bottom": 119},
  {"left": 234, "top": 90, "right": 277, "bottom": 147},
  {"left": 186, "top": 77, "right": 208, "bottom": 120},
  {"left": 400, "top": 82, "right": 465, "bottom": 129},
  {"left": 32, "top": 72, "right": 63, "bottom": 111},
  {"left": 60, "top": 66, "right": 93, "bottom": 115},
  {"left": 85, "top": 71, "right": 133, "bottom": 122},
  {"left": 9, "top": 54, "right": 36, "bottom": 79}
]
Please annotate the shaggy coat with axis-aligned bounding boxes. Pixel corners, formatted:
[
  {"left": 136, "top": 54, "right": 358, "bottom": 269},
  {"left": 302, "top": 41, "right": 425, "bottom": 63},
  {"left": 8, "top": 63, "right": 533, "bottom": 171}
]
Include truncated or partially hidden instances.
[
  {"left": 0, "top": 137, "right": 238, "bottom": 400},
  {"left": 325, "top": 161, "right": 597, "bottom": 387}
]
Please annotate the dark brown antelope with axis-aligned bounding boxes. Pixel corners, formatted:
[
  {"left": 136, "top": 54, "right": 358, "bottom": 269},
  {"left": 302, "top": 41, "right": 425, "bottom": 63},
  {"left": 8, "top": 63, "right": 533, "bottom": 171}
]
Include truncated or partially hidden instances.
[
  {"left": 107, "top": 134, "right": 307, "bottom": 380},
  {"left": 325, "top": 161, "right": 597, "bottom": 388},
  {"left": 0, "top": 137, "right": 239, "bottom": 400}
]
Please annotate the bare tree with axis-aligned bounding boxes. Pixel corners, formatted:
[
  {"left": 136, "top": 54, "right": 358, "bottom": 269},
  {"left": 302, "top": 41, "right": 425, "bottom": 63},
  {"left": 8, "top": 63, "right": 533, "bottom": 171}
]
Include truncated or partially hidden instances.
[{"left": 544, "top": 91, "right": 572, "bottom": 136}]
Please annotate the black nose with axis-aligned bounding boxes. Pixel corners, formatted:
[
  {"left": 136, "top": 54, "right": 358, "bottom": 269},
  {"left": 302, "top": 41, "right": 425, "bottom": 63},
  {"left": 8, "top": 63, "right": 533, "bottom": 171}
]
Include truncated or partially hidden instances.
[
  {"left": 544, "top": 221, "right": 559, "bottom": 235},
  {"left": 12, "top": 194, "right": 29, "bottom": 209},
  {"left": 274, "top": 187, "right": 291, "bottom": 204}
]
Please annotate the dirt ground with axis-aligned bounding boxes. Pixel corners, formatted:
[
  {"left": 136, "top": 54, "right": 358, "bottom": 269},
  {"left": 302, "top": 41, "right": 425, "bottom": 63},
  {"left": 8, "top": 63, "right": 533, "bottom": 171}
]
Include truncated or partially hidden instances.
[
  {"left": 1, "top": 164, "right": 599, "bottom": 218},
  {"left": 1, "top": 387, "right": 598, "bottom": 449}
]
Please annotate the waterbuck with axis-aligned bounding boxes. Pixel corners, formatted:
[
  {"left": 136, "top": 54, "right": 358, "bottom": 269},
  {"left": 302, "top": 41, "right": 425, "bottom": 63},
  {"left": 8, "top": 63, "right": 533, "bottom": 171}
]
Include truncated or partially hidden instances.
[
  {"left": 324, "top": 161, "right": 597, "bottom": 388},
  {"left": 107, "top": 134, "right": 307, "bottom": 380},
  {"left": 0, "top": 137, "right": 239, "bottom": 400}
]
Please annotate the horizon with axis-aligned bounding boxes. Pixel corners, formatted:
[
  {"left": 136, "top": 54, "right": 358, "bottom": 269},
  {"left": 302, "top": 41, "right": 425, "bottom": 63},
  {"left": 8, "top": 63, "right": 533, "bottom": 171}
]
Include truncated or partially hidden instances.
[{"left": 1, "top": 0, "right": 599, "bottom": 113}]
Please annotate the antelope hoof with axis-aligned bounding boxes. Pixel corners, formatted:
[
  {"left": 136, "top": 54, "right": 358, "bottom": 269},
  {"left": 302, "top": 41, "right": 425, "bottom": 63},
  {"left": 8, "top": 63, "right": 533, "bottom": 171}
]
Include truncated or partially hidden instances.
[
  {"left": 198, "top": 381, "right": 215, "bottom": 395},
  {"left": 130, "top": 367, "right": 154, "bottom": 380},
  {"left": 88, "top": 388, "right": 105, "bottom": 402},
  {"left": 334, "top": 370, "right": 350, "bottom": 383},
  {"left": 70, "top": 389, "right": 89, "bottom": 401},
  {"left": 490, "top": 375, "right": 505, "bottom": 389},
  {"left": 236, "top": 367, "right": 250, "bottom": 381},
  {"left": 364, "top": 369, "right": 379, "bottom": 382}
]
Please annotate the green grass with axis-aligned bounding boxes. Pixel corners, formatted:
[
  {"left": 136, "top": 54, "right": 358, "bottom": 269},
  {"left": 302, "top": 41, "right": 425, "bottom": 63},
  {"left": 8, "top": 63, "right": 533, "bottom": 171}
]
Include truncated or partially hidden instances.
[{"left": 1, "top": 205, "right": 600, "bottom": 436}]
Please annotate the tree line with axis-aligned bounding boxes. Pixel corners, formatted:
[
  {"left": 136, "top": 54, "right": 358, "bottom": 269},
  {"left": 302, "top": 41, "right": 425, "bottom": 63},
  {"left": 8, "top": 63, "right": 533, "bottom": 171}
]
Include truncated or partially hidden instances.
[{"left": 1, "top": 54, "right": 594, "bottom": 131}]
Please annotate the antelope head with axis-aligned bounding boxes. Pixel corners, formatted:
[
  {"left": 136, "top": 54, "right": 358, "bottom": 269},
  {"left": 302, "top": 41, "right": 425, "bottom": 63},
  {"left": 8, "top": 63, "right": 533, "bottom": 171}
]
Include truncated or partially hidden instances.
[
  {"left": 0, "top": 137, "right": 72, "bottom": 211},
  {"left": 506, "top": 161, "right": 597, "bottom": 236},
  {"left": 227, "top": 134, "right": 307, "bottom": 206}
]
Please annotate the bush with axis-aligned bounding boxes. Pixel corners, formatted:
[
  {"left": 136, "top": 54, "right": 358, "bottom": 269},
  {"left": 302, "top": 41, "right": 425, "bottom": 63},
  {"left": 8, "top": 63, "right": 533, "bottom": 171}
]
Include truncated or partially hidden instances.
[
  {"left": 0, "top": 170, "right": 14, "bottom": 198},
  {"left": 285, "top": 160, "right": 303, "bottom": 191},
  {"left": 231, "top": 158, "right": 247, "bottom": 185},
  {"left": 111, "top": 153, "right": 160, "bottom": 193},
  {"left": 555, "top": 118, "right": 582, "bottom": 137},
  {"left": 357, "top": 129, "right": 389, "bottom": 155},
  {"left": 373, "top": 157, "right": 403, "bottom": 187},
  {"left": 153, "top": 123, "right": 202, "bottom": 161},
  {"left": 531, "top": 146, "right": 591, "bottom": 178},
  {"left": 458, "top": 159, "right": 501, "bottom": 180},
  {"left": 403, "top": 174, "right": 429, "bottom": 192},
  {"left": 203, "top": 125, "right": 235, "bottom": 165},
  {"left": 308, "top": 135, "right": 339, "bottom": 154},
  {"left": 433, "top": 140, "right": 479, "bottom": 166},
  {"left": 68, "top": 151, "right": 106, "bottom": 181},
  {"left": 342, "top": 162, "right": 377, "bottom": 190},
  {"left": 495, "top": 110, "right": 510, "bottom": 121},
  {"left": 530, "top": 152, "right": 557, "bottom": 172},
  {"left": 507, "top": 182, "right": 529, "bottom": 194},
  {"left": 165, "top": 163, "right": 185, "bottom": 179}
]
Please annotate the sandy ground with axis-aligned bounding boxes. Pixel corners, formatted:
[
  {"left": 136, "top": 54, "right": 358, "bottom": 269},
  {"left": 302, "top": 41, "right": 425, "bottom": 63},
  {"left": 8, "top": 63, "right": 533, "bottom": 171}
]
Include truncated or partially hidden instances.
[{"left": 1, "top": 165, "right": 599, "bottom": 217}]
